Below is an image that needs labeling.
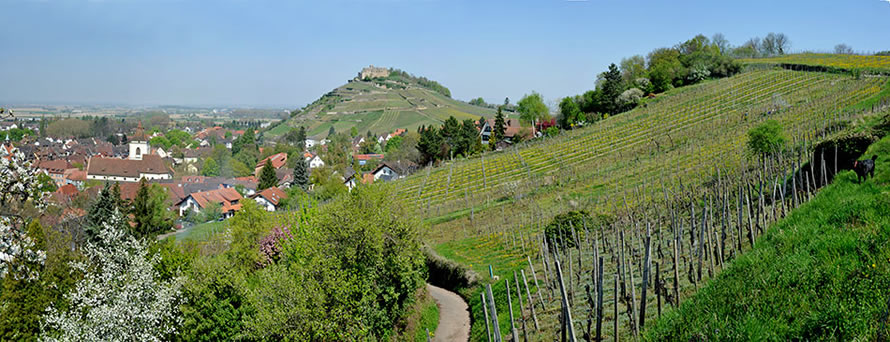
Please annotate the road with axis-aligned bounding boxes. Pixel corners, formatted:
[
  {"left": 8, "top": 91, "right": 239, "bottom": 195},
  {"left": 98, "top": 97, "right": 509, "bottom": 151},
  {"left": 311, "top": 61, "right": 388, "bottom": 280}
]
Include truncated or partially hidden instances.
[{"left": 426, "top": 283, "right": 471, "bottom": 342}]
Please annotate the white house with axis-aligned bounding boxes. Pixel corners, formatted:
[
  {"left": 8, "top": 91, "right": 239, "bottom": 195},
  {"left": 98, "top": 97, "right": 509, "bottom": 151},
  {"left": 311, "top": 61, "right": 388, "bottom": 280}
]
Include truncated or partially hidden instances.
[
  {"left": 303, "top": 152, "right": 325, "bottom": 169},
  {"left": 177, "top": 188, "right": 243, "bottom": 218},
  {"left": 305, "top": 139, "right": 318, "bottom": 148},
  {"left": 250, "top": 187, "right": 288, "bottom": 212},
  {"left": 371, "top": 161, "right": 416, "bottom": 182}
]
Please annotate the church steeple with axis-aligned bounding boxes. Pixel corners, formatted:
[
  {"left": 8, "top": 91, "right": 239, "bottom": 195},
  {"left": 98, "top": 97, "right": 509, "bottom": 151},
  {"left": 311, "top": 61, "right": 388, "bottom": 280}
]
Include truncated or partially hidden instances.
[
  {"left": 131, "top": 121, "right": 149, "bottom": 142},
  {"left": 128, "top": 121, "right": 150, "bottom": 161}
]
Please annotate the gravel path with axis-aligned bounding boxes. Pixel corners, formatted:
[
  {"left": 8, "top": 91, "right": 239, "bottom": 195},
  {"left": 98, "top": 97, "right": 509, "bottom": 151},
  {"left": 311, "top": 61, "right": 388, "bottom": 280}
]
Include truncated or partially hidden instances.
[{"left": 426, "top": 283, "right": 470, "bottom": 342}]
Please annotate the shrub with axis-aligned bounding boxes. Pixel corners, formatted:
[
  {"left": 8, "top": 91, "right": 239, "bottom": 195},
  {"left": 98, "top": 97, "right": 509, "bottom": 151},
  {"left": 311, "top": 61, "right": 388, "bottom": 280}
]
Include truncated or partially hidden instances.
[
  {"left": 747, "top": 120, "right": 786, "bottom": 156},
  {"left": 544, "top": 210, "right": 594, "bottom": 248}
]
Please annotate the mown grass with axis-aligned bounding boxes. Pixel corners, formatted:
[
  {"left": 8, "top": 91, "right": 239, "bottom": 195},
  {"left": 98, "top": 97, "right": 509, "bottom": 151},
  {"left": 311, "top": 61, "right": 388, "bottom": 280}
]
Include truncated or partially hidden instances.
[{"left": 645, "top": 136, "right": 890, "bottom": 340}]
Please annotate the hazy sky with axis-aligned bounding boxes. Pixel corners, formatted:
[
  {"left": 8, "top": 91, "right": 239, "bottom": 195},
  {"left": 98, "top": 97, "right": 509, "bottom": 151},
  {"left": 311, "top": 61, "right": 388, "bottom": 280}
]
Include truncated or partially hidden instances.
[{"left": 1, "top": 0, "right": 888, "bottom": 108}]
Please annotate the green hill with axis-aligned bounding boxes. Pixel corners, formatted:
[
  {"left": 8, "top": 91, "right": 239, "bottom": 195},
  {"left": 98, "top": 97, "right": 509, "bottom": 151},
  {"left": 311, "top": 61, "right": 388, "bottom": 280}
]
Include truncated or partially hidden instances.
[
  {"left": 647, "top": 133, "right": 890, "bottom": 340},
  {"left": 741, "top": 53, "right": 890, "bottom": 73},
  {"left": 265, "top": 68, "right": 497, "bottom": 139},
  {"left": 391, "top": 67, "right": 890, "bottom": 340}
]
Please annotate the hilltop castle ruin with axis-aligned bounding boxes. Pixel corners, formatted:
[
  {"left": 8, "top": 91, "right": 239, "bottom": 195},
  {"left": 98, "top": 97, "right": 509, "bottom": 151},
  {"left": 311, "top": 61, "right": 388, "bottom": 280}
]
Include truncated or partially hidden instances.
[{"left": 358, "top": 65, "right": 390, "bottom": 80}]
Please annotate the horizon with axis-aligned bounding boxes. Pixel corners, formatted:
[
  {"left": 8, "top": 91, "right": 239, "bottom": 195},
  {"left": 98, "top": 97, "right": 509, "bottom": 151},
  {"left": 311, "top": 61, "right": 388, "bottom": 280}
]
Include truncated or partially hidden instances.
[{"left": 1, "top": 0, "right": 888, "bottom": 108}]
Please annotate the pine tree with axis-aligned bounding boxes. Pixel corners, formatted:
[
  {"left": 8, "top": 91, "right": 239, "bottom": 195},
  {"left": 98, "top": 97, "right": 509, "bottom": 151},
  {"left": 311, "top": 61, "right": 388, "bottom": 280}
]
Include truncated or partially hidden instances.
[
  {"left": 86, "top": 183, "right": 118, "bottom": 244},
  {"left": 297, "top": 126, "right": 307, "bottom": 149},
  {"left": 258, "top": 163, "right": 278, "bottom": 191},
  {"left": 492, "top": 106, "right": 507, "bottom": 149},
  {"left": 293, "top": 156, "right": 310, "bottom": 191},
  {"left": 111, "top": 182, "right": 127, "bottom": 210},
  {"left": 130, "top": 178, "right": 171, "bottom": 238}
]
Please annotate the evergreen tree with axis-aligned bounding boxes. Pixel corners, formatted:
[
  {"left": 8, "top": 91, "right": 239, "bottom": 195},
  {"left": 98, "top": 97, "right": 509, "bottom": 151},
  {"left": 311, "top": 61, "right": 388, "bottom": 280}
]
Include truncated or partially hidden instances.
[
  {"left": 111, "top": 182, "right": 127, "bottom": 210},
  {"left": 86, "top": 183, "right": 118, "bottom": 244},
  {"left": 492, "top": 106, "right": 507, "bottom": 149},
  {"left": 233, "top": 129, "right": 256, "bottom": 155},
  {"left": 417, "top": 125, "right": 443, "bottom": 165},
  {"left": 440, "top": 116, "right": 461, "bottom": 147},
  {"left": 297, "top": 126, "right": 307, "bottom": 149},
  {"left": 130, "top": 178, "right": 171, "bottom": 238},
  {"left": 601, "top": 63, "right": 625, "bottom": 114},
  {"left": 457, "top": 119, "right": 479, "bottom": 157},
  {"left": 293, "top": 156, "right": 310, "bottom": 191},
  {"left": 258, "top": 163, "right": 278, "bottom": 190}
]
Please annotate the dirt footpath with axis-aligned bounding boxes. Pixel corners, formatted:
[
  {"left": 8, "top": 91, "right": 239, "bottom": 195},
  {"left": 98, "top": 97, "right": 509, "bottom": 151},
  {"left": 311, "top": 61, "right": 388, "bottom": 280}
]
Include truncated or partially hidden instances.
[{"left": 426, "top": 283, "right": 470, "bottom": 342}]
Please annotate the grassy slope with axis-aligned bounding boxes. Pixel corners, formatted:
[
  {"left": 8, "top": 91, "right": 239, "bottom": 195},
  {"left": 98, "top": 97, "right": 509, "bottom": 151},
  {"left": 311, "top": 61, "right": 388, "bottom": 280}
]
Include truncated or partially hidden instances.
[
  {"left": 267, "top": 78, "right": 495, "bottom": 139},
  {"left": 430, "top": 72, "right": 889, "bottom": 341},
  {"left": 646, "top": 136, "right": 890, "bottom": 340},
  {"left": 741, "top": 53, "right": 890, "bottom": 73}
]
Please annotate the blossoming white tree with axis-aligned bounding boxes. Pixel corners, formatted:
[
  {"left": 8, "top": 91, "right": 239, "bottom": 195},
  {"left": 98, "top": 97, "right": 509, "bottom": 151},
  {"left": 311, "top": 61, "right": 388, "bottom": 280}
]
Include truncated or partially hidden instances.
[
  {"left": 0, "top": 151, "right": 47, "bottom": 281},
  {"left": 42, "top": 211, "right": 183, "bottom": 342}
]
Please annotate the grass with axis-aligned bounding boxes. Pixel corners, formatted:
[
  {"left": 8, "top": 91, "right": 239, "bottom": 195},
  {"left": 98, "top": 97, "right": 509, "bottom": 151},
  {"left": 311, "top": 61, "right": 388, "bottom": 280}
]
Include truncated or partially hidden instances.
[
  {"left": 413, "top": 294, "right": 440, "bottom": 342},
  {"left": 416, "top": 70, "right": 890, "bottom": 341},
  {"left": 397, "top": 287, "right": 439, "bottom": 342},
  {"left": 267, "top": 79, "right": 495, "bottom": 139},
  {"left": 170, "top": 221, "right": 225, "bottom": 243},
  {"left": 741, "top": 53, "right": 890, "bottom": 73},
  {"left": 645, "top": 135, "right": 890, "bottom": 340}
]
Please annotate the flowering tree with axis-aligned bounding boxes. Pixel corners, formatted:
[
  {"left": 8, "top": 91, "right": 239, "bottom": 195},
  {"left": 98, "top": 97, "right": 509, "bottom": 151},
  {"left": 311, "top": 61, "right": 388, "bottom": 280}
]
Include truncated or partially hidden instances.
[
  {"left": 42, "top": 211, "right": 183, "bottom": 341},
  {"left": 257, "top": 226, "right": 292, "bottom": 267},
  {"left": 0, "top": 151, "right": 47, "bottom": 281}
]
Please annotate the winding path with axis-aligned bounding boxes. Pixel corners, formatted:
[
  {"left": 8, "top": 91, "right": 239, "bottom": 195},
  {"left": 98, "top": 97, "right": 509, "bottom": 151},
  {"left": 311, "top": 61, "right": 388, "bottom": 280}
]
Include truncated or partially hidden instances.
[{"left": 426, "top": 284, "right": 470, "bottom": 342}]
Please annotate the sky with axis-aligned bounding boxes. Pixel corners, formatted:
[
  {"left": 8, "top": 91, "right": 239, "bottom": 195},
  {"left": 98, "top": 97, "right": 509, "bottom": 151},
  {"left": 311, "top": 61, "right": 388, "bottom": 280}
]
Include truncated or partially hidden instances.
[{"left": 0, "top": 0, "right": 888, "bottom": 108}]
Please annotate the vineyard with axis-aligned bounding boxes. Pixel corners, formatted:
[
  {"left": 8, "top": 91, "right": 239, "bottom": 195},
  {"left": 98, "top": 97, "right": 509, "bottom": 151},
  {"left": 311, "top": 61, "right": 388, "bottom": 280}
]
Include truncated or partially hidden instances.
[
  {"left": 383, "top": 67, "right": 890, "bottom": 340},
  {"left": 266, "top": 77, "right": 496, "bottom": 139},
  {"left": 741, "top": 53, "right": 890, "bottom": 73}
]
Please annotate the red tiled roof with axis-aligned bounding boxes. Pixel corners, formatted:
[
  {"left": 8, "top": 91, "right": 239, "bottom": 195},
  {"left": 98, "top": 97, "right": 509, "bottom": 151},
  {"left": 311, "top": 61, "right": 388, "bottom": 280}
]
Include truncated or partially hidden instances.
[
  {"left": 64, "top": 169, "right": 87, "bottom": 181},
  {"left": 184, "top": 188, "right": 243, "bottom": 213},
  {"left": 257, "top": 152, "right": 288, "bottom": 170},
  {"left": 251, "top": 187, "right": 288, "bottom": 206},
  {"left": 56, "top": 184, "right": 78, "bottom": 197}
]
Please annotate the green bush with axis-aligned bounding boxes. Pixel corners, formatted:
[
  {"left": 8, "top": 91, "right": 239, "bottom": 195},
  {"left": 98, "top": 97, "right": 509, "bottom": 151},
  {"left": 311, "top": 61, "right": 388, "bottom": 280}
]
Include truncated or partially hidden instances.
[
  {"left": 544, "top": 210, "right": 593, "bottom": 248},
  {"left": 747, "top": 119, "right": 786, "bottom": 156}
]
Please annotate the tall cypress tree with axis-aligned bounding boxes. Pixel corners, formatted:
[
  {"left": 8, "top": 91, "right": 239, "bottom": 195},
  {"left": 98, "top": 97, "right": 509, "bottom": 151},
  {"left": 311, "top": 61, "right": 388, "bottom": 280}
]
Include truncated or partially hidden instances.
[
  {"left": 293, "top": 156, "right": 310, "bottom": 191},
  {"left": 258, "top": 163, "right": 278, "bottom": 190}
]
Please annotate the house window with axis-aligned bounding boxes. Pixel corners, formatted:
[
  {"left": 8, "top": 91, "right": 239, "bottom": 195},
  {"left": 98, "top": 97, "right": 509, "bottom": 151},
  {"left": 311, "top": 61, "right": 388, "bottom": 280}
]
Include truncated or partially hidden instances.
[{"left": 135, "top": 147, "right": 141, "bottom": 156}]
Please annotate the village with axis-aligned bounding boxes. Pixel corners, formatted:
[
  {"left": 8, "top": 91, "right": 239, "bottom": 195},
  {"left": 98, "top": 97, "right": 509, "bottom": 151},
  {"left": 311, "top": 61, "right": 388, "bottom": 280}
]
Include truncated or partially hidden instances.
[{"left": 0, "top": 112, "right": 550, "bottom": 235}]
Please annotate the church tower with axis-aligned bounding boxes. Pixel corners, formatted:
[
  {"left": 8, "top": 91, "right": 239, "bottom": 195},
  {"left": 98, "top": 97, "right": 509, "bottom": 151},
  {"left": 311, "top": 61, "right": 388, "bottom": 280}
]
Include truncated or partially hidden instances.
[{"left": 128, "top": 121, "right": 150, "bottom": 161}]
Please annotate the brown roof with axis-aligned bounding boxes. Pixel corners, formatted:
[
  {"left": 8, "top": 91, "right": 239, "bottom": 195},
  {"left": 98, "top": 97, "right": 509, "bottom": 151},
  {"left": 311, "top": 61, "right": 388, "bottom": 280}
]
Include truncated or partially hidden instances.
[
  {"left": 38, "top": 159, "right": 72, "bottom": 174},
  {"left": 481, "top": 118, "right": 534, "bottom": 139},
  {"left": 184, "top": 188, "right": 243, "bottom": 213},
  {"left": 257, "top": 152, "right": 288, "bottom": 170},
  {"left": 64, "top": 169, "right": 87, "bottom": 181},
  {"left": 251, "top": 187, "right": 288, "bottom": 206},
  {"left": 87, "top": 155, "right": 172, "bottom": 178},
  {"left": 55, "top": 184, "right": 78, "bottom": 197}
]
